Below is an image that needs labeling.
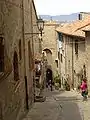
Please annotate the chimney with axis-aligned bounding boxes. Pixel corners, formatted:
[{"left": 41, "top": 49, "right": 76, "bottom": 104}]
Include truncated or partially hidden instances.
[{"left": 78, "top": 13, "right": 82, "bottom": 20}]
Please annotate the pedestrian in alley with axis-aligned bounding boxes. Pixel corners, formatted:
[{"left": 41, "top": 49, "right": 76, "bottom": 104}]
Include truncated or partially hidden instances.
[
  {"left": 46, "top": 68, "right": 53, "bottom": 91},
  {"left": 80, "top": 78, "right": 88, "bottom": 101}
]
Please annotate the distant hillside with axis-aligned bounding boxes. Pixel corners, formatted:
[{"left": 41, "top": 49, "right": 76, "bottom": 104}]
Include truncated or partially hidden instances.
[{"left": 40, "top": 13, "right": 79, "bottom": 22}]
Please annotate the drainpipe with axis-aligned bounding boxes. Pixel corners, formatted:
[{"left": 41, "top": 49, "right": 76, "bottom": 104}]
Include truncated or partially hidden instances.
[
  {"left": 30, "top": 0, "right": 36, "bottom": 101},
  {"left": 22, "top": 0, "right": 29, "bottom": 110},
  {"left": 65, "top": 37, "right": 67, "bottom": 80},
  {"left": 30, "top": 0, "right": 34, "bottom": 56},
  {"left": 72, "top": 39, "right": 74, "bottom": 89},
  {"left": 58, "top": 33, "right": 62, "bottom": 87}
]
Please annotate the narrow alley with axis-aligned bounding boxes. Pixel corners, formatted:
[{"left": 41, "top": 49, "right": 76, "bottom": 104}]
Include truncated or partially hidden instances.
[
  {"left": 23, "top": 89, "right": 90, "bottom": 120},
  {"left": 1, "top": 0, "right": 90, "bottom": 120}
]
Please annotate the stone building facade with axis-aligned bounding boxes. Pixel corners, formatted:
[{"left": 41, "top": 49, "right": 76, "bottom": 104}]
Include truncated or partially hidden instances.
[
  {"left": 56, "top": 18, "right": 90, "bottom": 89},
  {"left": 42, "top": 20, "right": 60, "bottom": 77},
  {"left": 79, "top": 24, "right": 90, "bottom": 96},
  {"left": 0, "top": 0, "right": 39, "bottom": 120},
  {"left": 78, "top": 12, "right": 90, "bottom": 20}
]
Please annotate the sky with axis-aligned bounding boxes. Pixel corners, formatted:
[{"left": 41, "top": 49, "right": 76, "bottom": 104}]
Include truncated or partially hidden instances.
[{"left": 34, "top": 0, "right": 90, "bottom": 15}]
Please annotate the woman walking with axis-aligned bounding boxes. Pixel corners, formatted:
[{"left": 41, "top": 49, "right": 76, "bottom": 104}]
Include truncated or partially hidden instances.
[{"left": 80, "top": 79, "right": 88, "bottom": 101}]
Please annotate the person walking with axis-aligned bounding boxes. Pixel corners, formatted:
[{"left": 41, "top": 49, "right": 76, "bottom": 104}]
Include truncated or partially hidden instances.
[
  {"left": 80, "top": 79, "right": 88, "bottom": 101},
  {"left": 46, "top": 68, "right": 53, "bottom": 91}
]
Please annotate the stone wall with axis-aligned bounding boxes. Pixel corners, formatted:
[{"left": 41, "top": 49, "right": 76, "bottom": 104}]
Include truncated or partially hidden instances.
[
  {"left": 0, "top": 1, "right": 3, "bottom": 35},
  {"left": 23, "top": 0, "right": 34, "bottom": 107},
  {"left": 79, "top": 12, "right": 90, "bottom": 20},
  {"left": 0, "top": 1, "right": 25, "bottom": 120},
  {"left": 59, "top": 33, "right": 86, "bottom": 89},
  {"left": 42, "top": 21, "right": 59, "bottom": 76},
  {"left": 85, "top": 32, "right": 90, "bottom": 96},
  {"left": 73, "top": 38, "right": 86, "bottom": 88},
  {"left": 0, "top": 0, "right": 38, "bottom": 119},
  {"left": 66, "top": 36, "right": 86, "bottom": 89}
]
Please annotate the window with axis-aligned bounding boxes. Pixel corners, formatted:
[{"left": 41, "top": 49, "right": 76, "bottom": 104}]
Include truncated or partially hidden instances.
[
  {"left": 68, "top": 60, "right": 70, "bottom": 69},
  {"left": 58, "top": 51, "right": 60, "bottom": 60},
  {"left": 55, "top": 60, "right": 58, "bottom": 68},
  {"left": 59, "top": 33, "right": 63, "bottom": 41},
  {"left": 0, "top": 37, "right": 4, "bottom": 72},
  {"left": 75, "top": 40, "right": 78, "bottom": 55},
  {"left": 60, "top": 54, "right": 63, "bottom": 63},
  {"left": 83, "top": 64, "right": 86, "bottom": 78},
  {"left": 19, "top": 39, "right": 22, "bottom": 60}
]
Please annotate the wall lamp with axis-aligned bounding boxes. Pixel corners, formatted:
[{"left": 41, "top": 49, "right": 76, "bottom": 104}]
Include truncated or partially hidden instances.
[
  {"left": 25, "top": 18, "right": 44, "bottom": 36},
  {"left": 37, "top": 18, "right": 44, "bottom": 36}
]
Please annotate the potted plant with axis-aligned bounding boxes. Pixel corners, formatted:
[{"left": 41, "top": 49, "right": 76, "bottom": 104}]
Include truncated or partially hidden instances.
[{"left": 54, "top": 73, "right": 61, "bottom": 90}]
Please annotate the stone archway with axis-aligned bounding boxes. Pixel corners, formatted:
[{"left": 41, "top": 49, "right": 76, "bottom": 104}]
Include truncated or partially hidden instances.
[
  {"left": 13, "top": 51, "right": 19, "bottom": 81},
  {"left": 43, "top": 48, "right": 52, "bottom": 66},
  {"left": 43, "top": 48, "right": 52, "bottom": 54}
]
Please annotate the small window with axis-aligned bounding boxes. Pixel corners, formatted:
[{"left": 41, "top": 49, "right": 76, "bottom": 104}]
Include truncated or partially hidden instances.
[
  {"left": 83, "top": 64, "right": 86, "bottom": 78},
  {"left": 60, "top": 54, "right": 63, "bottom": 63},
  {"left": 0, "top": 37, "right": 4, "bottom": 72},
  {"left": 55, "top": 60, "right": 58, "bottom": 68},
  {"left": 19, "top": 39, "right": 22, "bottom": 60},
  {"left": 58, "top": 52, "right": 60, "bottom": 60},
  {"left": 75, "top": 40, "right": 78, "bottom": 55}
]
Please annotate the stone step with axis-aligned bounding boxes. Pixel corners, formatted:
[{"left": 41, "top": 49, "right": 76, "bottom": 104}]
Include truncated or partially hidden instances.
[{"left": 35, "top": 96, "right": 46, "bottom": 102}]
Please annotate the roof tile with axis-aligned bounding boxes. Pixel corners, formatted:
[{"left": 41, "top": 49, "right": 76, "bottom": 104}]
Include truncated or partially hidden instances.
[{"left": 56, "top": 18, "right": 90, "bottom": 38}]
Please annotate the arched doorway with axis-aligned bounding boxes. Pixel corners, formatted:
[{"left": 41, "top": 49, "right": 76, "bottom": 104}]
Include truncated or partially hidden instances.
[
  {"left": 46, "top": 68, "right": 53, "bottom": 90},
  {"left": 13, "top": 51, "right": 19, "bottom": 81}
]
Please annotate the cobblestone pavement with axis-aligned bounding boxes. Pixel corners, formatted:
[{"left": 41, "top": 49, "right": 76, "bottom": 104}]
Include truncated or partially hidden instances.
[{"left": 23, "top": 89, "right": 90, "bottom": 120}]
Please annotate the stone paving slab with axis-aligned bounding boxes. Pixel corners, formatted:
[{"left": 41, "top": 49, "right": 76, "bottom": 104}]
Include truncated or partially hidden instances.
[
  {"left": 22, "top": 90, "right": 90, "bottom": 120},
  {"left": 78, "top": 99, "right": 90, "bottom": 120},
  {"left": 23, "top": 101, "right": 60, "bottom": 120}
]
